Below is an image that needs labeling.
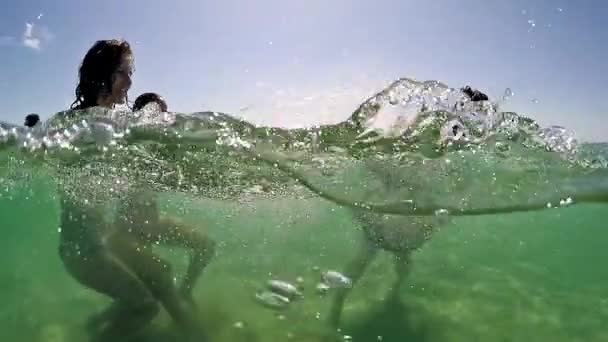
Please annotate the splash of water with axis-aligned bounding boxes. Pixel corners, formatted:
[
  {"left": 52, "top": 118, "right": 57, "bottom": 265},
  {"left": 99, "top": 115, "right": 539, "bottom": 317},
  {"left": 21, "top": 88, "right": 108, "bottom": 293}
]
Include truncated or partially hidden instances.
[{"left": 1, "top": 78, "right": 605, "bottom": 217}]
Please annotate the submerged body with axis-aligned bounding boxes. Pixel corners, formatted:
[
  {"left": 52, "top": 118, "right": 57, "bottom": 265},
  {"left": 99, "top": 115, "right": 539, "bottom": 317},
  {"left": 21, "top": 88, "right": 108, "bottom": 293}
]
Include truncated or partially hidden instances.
[
  {"left": 323, "top": 85, "right": 486, "bottom": 330},
  {"left": 55, "top": 144, "right": 206, "bottom": 341},
  {"left": 354, "top": 211, "right": 438, "bottom": 253},
  {"left": 325, "top": 208, "right": 448, "bottom": 329},
  {"left": 55, "top": 39, "right": 209, "bottom": 342}
]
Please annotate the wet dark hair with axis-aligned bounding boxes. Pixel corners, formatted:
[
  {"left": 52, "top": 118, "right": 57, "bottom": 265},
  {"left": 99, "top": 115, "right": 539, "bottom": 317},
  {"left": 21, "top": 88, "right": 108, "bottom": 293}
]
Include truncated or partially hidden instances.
[
  {"left": 133, "top": 92, "right": 168, "bottom": 112},
  {"left": 70, "top": 39, "right": 133, "bottom": 110},
  {"left": 461, "top": 86, "right": 489, "bottom": 102},
  {"left": 24, "top": 113, "right": 40, "bottom": 127}
]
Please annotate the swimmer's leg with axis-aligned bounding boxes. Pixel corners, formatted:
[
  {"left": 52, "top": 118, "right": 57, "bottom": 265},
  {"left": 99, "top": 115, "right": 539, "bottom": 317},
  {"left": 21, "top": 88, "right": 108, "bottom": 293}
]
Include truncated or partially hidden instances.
[
  {"left": 110, "top": 238, "right": 204, "bottom": 340},
  {"left": 91, "top": 301, "right": 159, "bottom": 342},
  {"left": 327, "top": 236, "right": 378, "bottom": 329},
  {"left": 142, "top": 218, "right": 216, "bottom": 302},
  {"left": 59, "top": 246, "right": 159, "bottom": 342},
  {"left": 387, "top": 252, "right": 412, "bottom": 302}
]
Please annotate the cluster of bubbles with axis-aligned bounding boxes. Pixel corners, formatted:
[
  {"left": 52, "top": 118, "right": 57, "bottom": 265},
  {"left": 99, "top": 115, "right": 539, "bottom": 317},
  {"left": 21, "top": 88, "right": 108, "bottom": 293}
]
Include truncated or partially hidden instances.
[{"left": 344, "top": 78, "right": 578, "bottom": 159}]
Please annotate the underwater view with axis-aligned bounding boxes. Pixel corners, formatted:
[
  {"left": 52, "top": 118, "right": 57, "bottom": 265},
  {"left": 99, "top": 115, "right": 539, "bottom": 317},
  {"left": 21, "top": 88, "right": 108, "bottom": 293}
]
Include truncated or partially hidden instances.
[{"left": 1, "top": 1, "right": 607, "bottom": 341}]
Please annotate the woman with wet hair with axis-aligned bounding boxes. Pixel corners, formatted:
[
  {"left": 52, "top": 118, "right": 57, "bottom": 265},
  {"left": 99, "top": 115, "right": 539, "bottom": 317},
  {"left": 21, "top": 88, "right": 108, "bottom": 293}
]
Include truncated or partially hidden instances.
[
  {"left": 70, "top": 40, "right": 133, "bottom": 110},
  {"left": 56, "top": 39, "right": 204, "bottom": 341}
]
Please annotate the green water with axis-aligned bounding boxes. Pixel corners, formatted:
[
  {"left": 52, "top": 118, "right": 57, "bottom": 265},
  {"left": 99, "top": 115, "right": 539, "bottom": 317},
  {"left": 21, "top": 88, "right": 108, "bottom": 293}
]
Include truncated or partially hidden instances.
[{"left": 1, "top": 177, "right": 607, "bottom": 342}]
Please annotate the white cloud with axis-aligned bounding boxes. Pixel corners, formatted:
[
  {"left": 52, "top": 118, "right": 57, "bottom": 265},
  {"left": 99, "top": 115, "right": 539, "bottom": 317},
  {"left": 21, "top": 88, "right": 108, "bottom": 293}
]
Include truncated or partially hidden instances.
[
  {"left": 22, "top": 22, "right": 53, "bottom": 51},
  {"left": 23, "top": 23, "right": 40, "bottom": 50}
]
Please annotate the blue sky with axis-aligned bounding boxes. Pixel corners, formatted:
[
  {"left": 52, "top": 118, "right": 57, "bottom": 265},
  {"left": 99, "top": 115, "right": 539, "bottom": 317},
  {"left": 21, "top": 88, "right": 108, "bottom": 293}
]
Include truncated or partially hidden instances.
[{"left": 1, "top": 0, "right": 606, "bottom": 141}]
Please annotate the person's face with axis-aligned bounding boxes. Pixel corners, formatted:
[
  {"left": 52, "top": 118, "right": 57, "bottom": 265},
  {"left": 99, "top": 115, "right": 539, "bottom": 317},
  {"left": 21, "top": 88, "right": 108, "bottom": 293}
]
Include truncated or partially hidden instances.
[{"left": 109, "top": 56, "right": 133, "bottom": 105}]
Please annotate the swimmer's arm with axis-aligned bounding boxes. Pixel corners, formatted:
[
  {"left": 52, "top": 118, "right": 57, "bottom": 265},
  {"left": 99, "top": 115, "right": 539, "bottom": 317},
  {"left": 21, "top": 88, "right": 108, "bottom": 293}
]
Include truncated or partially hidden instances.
[{"left": 125, "top": 125, "right": 219, "bottom": 148}]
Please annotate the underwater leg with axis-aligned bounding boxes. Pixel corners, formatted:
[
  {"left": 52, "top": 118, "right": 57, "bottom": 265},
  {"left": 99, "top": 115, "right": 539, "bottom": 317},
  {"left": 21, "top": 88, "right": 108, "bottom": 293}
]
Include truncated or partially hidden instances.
[
  {"left": 59, "top": 245, "right": 160, "bottom": 342},
  {"left": 111, "top": 237, "right": 204, "bottom": 340},
  {"left": 147, "top": 219, "right": 217, "bottom": 304},
  {"left": 327, "top": 236, "right": 378, "bottom": 329},
  {"left": 387, "top": 253, "right": 412, "bottom": 303}
]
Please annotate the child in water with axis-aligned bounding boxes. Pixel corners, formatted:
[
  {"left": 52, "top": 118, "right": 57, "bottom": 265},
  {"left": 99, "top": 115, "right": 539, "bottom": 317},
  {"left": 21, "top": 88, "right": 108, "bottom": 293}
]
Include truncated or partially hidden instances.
[
  {"left": 133, "top": 92, "right": 168, "bottom": 112},
  {"left": 118, "top": 91, "right": 216, "bottom": 304},
  {"left": 24, "top": 113, "right": 40, "bottom": 128}
]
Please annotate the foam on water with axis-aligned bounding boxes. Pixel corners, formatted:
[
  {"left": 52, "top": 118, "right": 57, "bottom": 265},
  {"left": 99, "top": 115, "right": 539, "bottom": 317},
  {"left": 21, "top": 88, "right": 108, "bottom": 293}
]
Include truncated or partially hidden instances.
[{"left": 1, "top": 78, "right": 606, "bottom": 217}]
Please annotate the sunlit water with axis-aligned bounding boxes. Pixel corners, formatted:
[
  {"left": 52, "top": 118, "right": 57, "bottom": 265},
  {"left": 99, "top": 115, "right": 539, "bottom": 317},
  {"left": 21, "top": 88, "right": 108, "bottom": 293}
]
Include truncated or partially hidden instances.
[{"left": 1, "top": 78, "right": 608, "bottom": 341}]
